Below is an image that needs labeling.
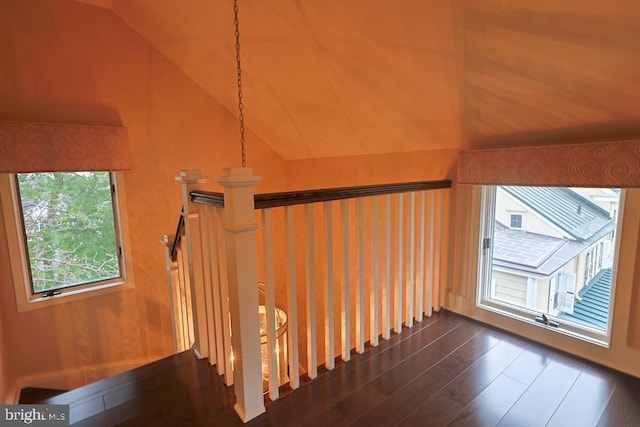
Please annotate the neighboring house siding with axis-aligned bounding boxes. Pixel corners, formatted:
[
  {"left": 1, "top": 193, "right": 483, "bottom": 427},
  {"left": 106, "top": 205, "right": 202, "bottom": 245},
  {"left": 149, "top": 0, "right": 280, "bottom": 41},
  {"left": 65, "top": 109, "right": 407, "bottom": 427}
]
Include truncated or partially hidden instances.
[
  {"left": 495, "top": 189, "right": 564, "bottom": 238},
  {"left": 494, "top": 271, "right": 527, "bottom": 306},
  {"left": 574, "top": 237, "right": 611, "bottom": 295}
]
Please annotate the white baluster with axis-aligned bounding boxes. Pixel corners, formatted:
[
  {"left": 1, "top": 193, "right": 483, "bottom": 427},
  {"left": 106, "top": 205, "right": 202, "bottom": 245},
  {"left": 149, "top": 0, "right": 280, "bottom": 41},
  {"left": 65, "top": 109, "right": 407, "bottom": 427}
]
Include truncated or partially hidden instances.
[
  {"left": 383, "top": 194, "right": 391, "bottom": 340},
  {"left": 214, "top": 208, "right": 234, "bottom": 385},
  {"left": 262, "top": 208, "right": 279, "bottom": 400},
  {"left": 426, "top": 191, "right": 435, "bottom": 317},
  {"left": 406, "top": 192, "right": 415, "bottom": 328},
  {"left": 435, "top": 190, "right": 445, "bottom": 312},
  {"left": 161, "top": 234, "right": 180, "bottom": 353},
  {"left": 395, "top": 194, "right": 404, "bottom": 334},
  {"left": 356, "top": 198, "right": 365, "bottom": 354},
  {"left": 416, "top": 192, "right": 426, "bottom": 322},
  {"left": 176, "top": 170, "right": 209, "bottom": 359},
  {"left": 285, "top": 205, "right": 300, "bottom": 388},
  {"left": 341, "top": 199, "right": 351, "bottom": 361},
  {"left": 305, "top": 204, "right": 318, "bottom": 378},
  {"left": 370, "top": 197, "right": 380, "bottom": 347},
  {"left": 205, "top": 208, "right": 225, "bottom": 377},
  {"left": 324, "top": 202, "right": 335, "bottom": 370},
  {"left": 201, "top": 207, "right": 217, "bottom": 366},
  {"left": 178, "top": 246, "right": 194, "bottom": 350}
]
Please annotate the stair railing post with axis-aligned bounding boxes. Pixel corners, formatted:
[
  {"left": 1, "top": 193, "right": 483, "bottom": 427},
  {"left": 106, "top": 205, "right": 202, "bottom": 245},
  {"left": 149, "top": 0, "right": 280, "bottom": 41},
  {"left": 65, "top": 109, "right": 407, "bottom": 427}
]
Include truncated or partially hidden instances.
[
  {"left": 216, "top": 167, "right": 265, "bottom": 422},
  {"left": 176, "top": 169, "right": 210, "bottom": 359}
]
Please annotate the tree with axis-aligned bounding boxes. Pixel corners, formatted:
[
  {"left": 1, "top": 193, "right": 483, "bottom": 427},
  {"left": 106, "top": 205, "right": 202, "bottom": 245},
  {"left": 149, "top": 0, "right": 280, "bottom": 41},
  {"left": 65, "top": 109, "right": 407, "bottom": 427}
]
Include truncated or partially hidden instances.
[{"left": 18, "top": 172, "right": 120, "bottom": 293}]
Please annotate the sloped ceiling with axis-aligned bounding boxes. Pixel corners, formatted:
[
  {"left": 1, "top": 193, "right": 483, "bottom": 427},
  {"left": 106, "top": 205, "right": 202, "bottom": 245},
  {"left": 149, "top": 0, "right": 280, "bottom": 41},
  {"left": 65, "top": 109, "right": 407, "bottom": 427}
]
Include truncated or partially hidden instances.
[{"left": 99, "top": 1, "right": 640, "bottom": 159}]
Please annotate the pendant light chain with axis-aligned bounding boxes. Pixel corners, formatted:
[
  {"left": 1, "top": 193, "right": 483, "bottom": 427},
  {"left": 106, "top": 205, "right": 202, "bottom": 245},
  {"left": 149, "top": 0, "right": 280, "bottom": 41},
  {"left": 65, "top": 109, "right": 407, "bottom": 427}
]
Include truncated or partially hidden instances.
[{"left": 233, "top": 0, "right": 247, "bottom": 167}]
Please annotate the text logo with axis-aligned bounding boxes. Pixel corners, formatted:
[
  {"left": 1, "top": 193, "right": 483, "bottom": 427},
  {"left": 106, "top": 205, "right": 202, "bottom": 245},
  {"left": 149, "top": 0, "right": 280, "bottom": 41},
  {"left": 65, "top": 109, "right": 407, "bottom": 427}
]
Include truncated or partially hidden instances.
[{"left": 0, "top": 405, "right": 68, "bottom": 426}]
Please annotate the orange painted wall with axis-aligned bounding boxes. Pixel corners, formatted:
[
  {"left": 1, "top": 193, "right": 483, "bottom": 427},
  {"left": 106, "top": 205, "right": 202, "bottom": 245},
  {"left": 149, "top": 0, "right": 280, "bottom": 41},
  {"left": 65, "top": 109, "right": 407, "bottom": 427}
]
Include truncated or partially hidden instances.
[
  {"left": 285, "top": 149, "right": 457, "bottom": 189},
  {"left": 0, "top": 0, "right": 286, "bottom": 394}
]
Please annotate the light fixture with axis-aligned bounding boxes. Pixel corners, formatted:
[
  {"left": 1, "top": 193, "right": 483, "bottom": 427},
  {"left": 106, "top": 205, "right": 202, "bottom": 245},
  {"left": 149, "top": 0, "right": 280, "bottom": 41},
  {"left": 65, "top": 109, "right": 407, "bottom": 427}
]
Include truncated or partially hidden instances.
[{"left": 257, "top": 283, "right": 289, "bottom": 391}]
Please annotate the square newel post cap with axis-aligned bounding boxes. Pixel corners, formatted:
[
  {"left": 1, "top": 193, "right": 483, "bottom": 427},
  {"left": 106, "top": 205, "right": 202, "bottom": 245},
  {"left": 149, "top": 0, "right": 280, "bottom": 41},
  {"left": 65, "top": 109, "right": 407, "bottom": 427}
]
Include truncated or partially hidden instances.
[
  {"left": 215, "top": 167, "right": 261, "bottom": 188},
  {"left": 175, "top": 169, "right": 207, "bottom": 184}
]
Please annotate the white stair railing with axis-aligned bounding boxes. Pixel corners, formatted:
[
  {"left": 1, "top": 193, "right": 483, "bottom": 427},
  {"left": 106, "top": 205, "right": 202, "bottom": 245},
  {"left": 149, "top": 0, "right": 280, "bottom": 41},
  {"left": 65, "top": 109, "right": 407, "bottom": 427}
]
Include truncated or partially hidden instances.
[{"left": 163, "top": 170, "right": 451, "bottom": 423}]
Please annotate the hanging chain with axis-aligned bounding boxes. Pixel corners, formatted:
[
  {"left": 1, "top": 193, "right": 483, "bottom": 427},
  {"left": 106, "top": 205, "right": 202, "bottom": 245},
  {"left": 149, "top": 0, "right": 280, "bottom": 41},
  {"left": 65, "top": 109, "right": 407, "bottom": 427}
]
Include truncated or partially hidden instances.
[{"left": 234, "top": 0, "right": 247, "bottom": 167}]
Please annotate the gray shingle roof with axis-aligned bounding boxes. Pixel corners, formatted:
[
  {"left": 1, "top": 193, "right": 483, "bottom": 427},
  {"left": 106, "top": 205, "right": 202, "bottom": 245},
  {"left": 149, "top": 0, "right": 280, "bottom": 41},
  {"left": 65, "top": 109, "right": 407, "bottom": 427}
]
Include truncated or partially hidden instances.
[
  {"left": 500, "top": 186, "right": 613, "bottom": 243},
  {"left": 493, "top": 222, "right": 587, "bottom": 276}
]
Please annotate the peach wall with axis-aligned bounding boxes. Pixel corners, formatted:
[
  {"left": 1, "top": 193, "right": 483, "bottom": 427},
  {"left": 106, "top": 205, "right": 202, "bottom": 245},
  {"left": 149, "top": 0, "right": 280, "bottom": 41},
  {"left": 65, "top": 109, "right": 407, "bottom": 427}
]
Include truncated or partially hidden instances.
[
  {"left": 0, "top": 0, "right": 286, "bottom": 395},
  {"left": 285, "top": 149, "right": 457, "bottom": 190}
]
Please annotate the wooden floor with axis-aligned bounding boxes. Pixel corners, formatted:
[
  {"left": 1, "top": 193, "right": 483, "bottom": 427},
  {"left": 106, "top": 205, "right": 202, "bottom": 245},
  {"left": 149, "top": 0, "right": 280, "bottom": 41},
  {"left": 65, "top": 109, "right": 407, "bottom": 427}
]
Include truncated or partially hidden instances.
[
  {"left": 19, "top": 387, "right": 68, "bottom": 404},
  {"left": 45, "top": 311, "right": 640, "bottom": 426}
]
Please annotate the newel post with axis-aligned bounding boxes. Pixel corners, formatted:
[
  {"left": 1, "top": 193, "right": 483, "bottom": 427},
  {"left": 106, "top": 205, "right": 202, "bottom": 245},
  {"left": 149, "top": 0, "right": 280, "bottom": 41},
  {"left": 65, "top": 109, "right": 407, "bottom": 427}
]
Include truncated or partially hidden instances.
[
  {"left": 216, "top": 167, "right": 265, "bottom": 422},
  {"left": 176, "top": 169, "right": 209, "bottom": 359}
]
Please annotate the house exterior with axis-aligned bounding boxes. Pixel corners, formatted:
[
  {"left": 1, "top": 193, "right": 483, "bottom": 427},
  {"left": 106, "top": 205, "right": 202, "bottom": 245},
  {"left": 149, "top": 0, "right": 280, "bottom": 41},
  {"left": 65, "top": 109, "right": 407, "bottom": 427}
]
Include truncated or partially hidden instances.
[
  {"left": 1, "top": 0, "right": 640, "bottom": 408},
  {"left": 492, "top": 186, "right": 616, "bottom": 328}
]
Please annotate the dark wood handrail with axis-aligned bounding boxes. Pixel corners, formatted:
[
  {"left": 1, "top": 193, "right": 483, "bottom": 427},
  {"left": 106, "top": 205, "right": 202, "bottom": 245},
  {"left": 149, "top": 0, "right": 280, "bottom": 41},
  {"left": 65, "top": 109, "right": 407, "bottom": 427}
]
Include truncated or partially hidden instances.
[
  {"left": 170, "top": 208, "right": 185, "bottom": 261},
  {"left": 190, "top": 180, "right": 451, "bottom": 209},
  {"left": 191, "top": 191, "right": 224, "bottom": 207}
]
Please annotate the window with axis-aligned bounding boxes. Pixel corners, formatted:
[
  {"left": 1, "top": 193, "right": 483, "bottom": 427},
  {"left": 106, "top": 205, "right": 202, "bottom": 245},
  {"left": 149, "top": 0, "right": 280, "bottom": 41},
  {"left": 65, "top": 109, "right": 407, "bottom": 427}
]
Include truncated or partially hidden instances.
[
  {"left": 478, "top": 186, "right": 621, "bottom": 345},
  {"left": 1, "top": 172, "right": 130, "bottom": 310},
  {"left": 509, "top": 213, "right": 523, "bottom": 230}
]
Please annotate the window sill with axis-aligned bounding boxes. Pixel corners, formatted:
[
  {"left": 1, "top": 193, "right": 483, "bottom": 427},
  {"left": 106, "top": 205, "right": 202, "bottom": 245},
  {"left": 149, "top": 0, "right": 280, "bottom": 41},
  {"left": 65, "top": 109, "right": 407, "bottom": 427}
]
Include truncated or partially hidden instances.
[
  {"left": 17, "top": 280, "right": 134, "bottom": 312},
  {"left": 477, "top": 299, "right": 610, "bottom": 348}
]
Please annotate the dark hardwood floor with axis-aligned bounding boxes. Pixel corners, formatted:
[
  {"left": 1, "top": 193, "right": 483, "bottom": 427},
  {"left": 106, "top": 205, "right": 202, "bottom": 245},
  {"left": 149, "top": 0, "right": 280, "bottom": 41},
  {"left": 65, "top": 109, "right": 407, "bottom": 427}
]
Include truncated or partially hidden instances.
[
  {"left": 19, "top": 387, "right": 68, "bottom": 404},
  {"left": 44, "top": 311, "right": 640, "bottom": 426}
]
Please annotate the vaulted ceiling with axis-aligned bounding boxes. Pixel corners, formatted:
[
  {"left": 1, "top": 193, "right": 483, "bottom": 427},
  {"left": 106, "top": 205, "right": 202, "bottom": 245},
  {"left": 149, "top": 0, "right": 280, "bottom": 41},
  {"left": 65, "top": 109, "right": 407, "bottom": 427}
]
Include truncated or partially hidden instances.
[{"left": 78, "top": 0, "right": 640, "bottom": 159}]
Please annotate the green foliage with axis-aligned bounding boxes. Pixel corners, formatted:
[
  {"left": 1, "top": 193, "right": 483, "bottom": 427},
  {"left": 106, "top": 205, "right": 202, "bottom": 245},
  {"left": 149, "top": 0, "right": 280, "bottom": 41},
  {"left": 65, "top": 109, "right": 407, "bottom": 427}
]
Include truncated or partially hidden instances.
[{"left": 17, "top": 172, "right": 120, "bottom": 293}]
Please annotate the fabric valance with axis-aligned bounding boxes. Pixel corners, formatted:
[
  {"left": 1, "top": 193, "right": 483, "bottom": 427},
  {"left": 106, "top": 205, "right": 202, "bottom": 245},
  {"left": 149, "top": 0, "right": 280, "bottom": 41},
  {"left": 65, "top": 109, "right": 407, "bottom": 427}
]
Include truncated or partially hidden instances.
[
  {"left": 0, "top": 121, "right": 130, "bottom": 173},
  {"left": 458, "top": 139, "right": 640, "bottom": 187}
]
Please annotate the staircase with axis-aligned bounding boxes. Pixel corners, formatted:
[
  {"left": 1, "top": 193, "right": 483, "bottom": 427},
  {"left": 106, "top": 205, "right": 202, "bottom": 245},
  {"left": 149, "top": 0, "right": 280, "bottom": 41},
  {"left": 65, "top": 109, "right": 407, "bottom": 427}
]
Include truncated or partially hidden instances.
[{"left": 41, "top": 350, "right": 241, "bottom": 426}]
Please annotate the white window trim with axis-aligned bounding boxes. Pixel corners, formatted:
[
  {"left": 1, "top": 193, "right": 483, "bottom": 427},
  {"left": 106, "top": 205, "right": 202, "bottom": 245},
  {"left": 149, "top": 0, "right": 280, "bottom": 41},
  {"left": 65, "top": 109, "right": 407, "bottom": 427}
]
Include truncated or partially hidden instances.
[
  {"left": 0, "top": 173, "right": 134, "bottom": 312},
  {"left": 476, "top": 185, "right": 625, "bottom": 347}
]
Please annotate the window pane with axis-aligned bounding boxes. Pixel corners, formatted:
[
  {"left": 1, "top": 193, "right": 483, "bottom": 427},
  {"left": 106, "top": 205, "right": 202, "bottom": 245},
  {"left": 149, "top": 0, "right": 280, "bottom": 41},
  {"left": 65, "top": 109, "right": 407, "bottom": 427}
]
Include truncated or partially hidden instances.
[
  {"left": 17, "top": 172, "right": 121, "bottom": 293},
  {"left": 482, "top": 186, "right": 620, "bottom": 334}
]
